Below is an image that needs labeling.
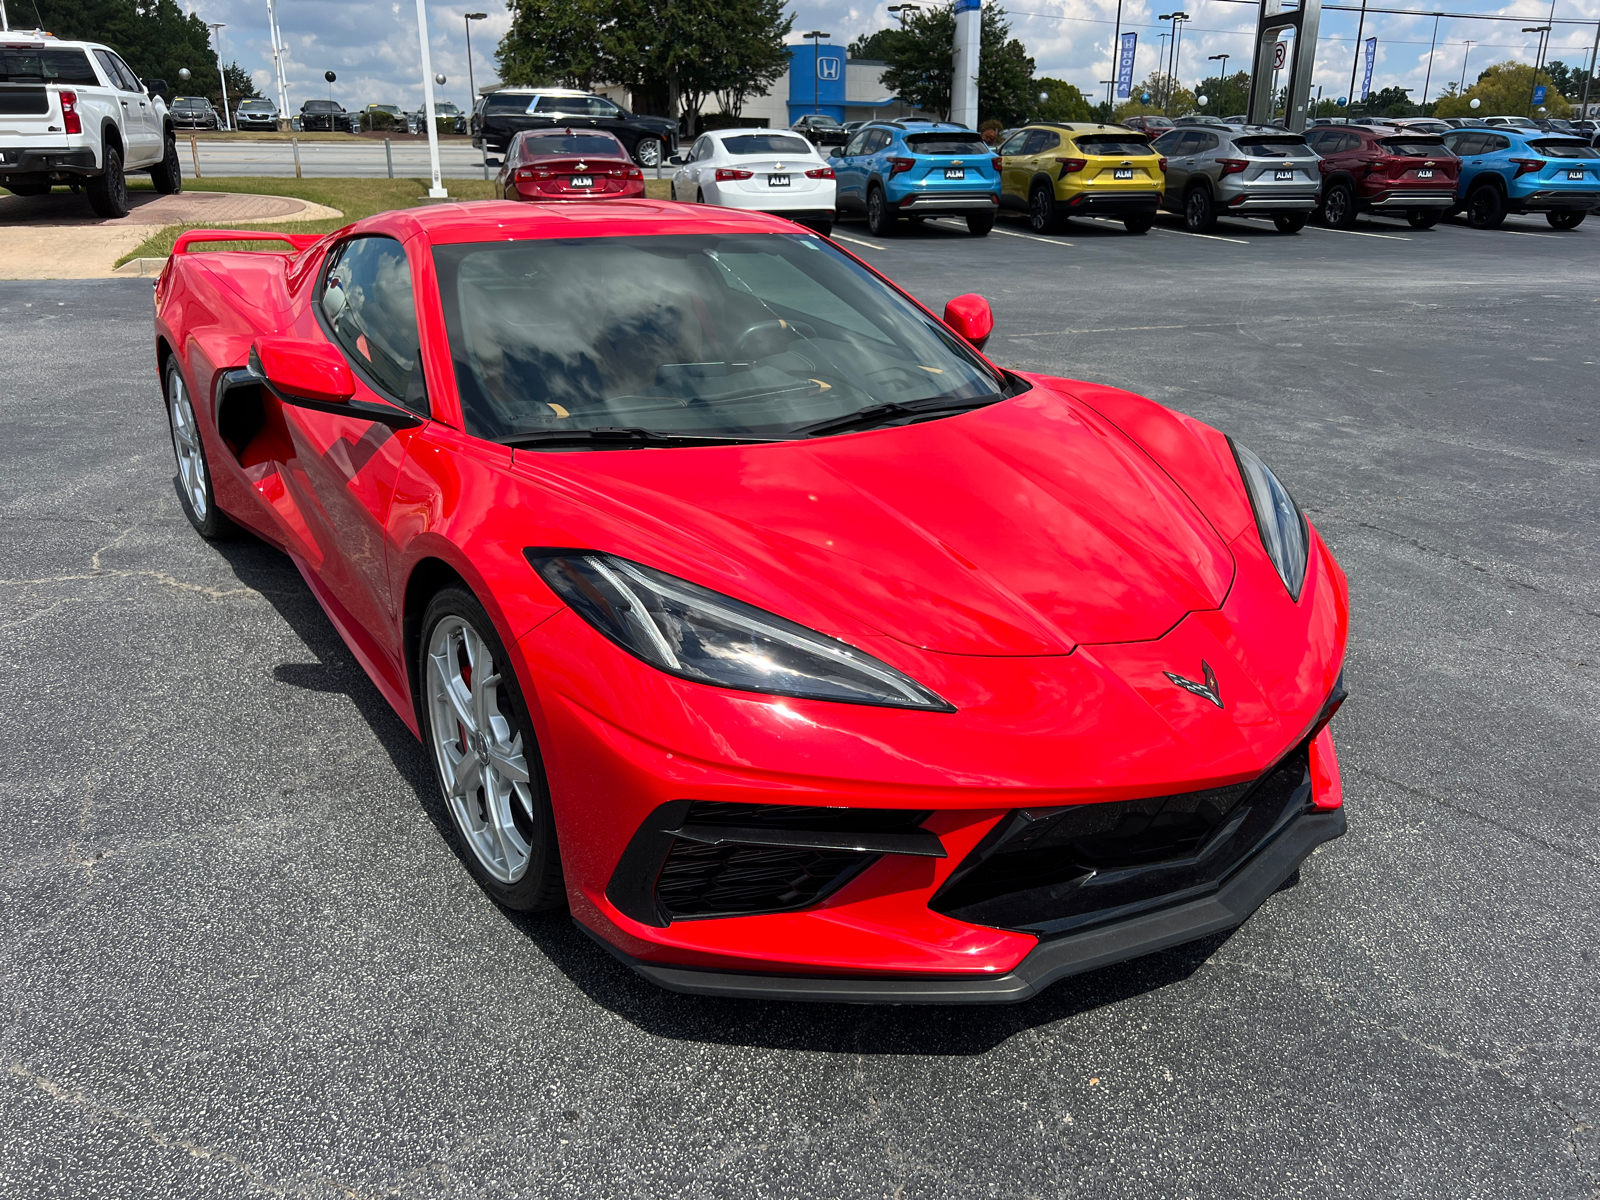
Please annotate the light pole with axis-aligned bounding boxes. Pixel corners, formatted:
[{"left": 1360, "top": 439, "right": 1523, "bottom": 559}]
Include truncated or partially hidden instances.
[
  {"left": 208, "top": 22, "right": 230, "bottom": 130},
  {"left": 465, "top": 11, "right": 487, "bottom": 177},
  {"left": 1523, "top": 24, "right": 1551, "bottom": 116},
  {"left": 1208, "top": 52, "right": 1228, "bottom": 112},
  {"left": 886, "top": 4, "right": 921, "bottom": 23},
  {"left": 1421, "top": 15, "right": 1439, "bottom": 107},
  {"left": 415, "top": 0, "right": 446, "bottom": 198},
  {"left": 1156, "top": 32, "right": 1170, "bottom": 107},
  {"left": 265, "top": 0, "right": 292, "bottom": 131},
  {"left": 1459, "top": 40, "right": 1475, "bottom": 90},
  {"left": 805, "top": 30, "right": 831, "bottom": 116},
  {"left": 1347, "top": 0, "right": 1370, "bottom": 118},
  {"left": 1158, "top": 12, "right": 1188, "bottom": 115}
]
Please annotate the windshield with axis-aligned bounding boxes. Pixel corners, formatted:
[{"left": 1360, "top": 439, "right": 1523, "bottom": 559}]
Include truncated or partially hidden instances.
[
  {"left": 1236, "top": 137, "right": 1308, "bottom": 156},
  {"left": 724, "top": 134, "right": 813, "bottom": 156},
  {"left": 521, "top": 133, "right": 625, "bottom": 156},
  {"left": 803, "top": 115, "right": 840, "bottom": 127},
  {"left": 240, "top": 101, "right": 274, "bottom": 110},
  {"left": 434, "top": 233, "right": 1009, "bottom": 444},
  {"left": 904, "top": 133, "right": 989, "bottom": 154},
  {"left": 1530, "top": 139, "right": 1599, "bottom": 159}
]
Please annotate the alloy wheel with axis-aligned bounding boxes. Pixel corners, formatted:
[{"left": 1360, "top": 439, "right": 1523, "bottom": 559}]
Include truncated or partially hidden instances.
[
  {"left": 1029, "top": 188, "right": 1051, "bottom": 232},
  {"left": 1324, "top": 189, "right": 1348, "bottom": 227},
  {"left": 166, "top": 367, "right": 208, "bottom": 520},
  {"left": 636, "top": 137, "right": 662, "bottom": 168},
  {"left": 425, "top": 615, "right": 536, "bottom": 884}
]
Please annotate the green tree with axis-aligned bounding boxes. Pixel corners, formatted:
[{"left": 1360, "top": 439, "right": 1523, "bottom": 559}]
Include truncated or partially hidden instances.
[
  {"left": 848, "top": 28, "right": 903, "bottom": 62},
  {"left": 876, "top": 6, "right": 1035, "bottom": 125},
  {"left": 1193, "top": 69, "right": 1250, "bottom": 117},
  {"left": 707, "top": 0, "right": 793, "bottom": 122},
  {"left": 1433, "top": 61, "right": 1572, "bottom": 118},
  {"left": 496, "top": 0, "right": 611, "bottom": 90},
  {"left": 1113, "top": 72, "right": 1194, "bottom": 120},
  {"left": 1034, "top": 77, "right": 1092, "bottom": 123},
  {"left": 35, "top": 0, "right": 220, "bottom": 97},
  {"left": 213, "top": 62, "right": 260, "bottom": 113}
]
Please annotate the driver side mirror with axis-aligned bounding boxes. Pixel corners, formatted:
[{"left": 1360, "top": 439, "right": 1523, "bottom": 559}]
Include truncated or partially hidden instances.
[
  {"left": 943, "top": 294, "right": 994, "bottom": 352},
  {"left": 251, "top": 337, "right": 355, "bottom": 403},
  {"left": 828, "top": 147, "right": 841, "bottom": 159},
  {"left": 668, "top": 153, "right": 686, "bottom": 166}
]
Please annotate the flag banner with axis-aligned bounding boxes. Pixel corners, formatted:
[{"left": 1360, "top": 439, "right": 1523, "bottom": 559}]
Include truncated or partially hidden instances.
[
  {"left": 1361, "top": 37, "right": 1377, "bottom": 101},
  {"left": 1117, "top": 33, "right": 1138, "bottom": 99}
]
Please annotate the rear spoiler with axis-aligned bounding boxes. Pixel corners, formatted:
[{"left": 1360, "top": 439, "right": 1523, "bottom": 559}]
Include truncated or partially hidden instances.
[{"left": 172, "top": 230, "right": 323, "bottom": 256}]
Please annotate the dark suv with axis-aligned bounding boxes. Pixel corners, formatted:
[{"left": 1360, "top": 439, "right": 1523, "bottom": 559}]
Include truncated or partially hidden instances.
[
  {"left": 473, "top": 88, "right": 677, "bottom": 167},
  {"left": 1304, "top": 125, "right": 1459, "bottom": 229},
  {"left": 299, "top": 99, "right": 352, "bottom": 133}
]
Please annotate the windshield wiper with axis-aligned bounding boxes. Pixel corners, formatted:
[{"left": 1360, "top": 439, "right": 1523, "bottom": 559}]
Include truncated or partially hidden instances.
[
  {"left": 499, "top": 426, "right": 784, "bottom": 450},
  {"left": 793, "top": 395, "right": 1004, "bottom": 439}
]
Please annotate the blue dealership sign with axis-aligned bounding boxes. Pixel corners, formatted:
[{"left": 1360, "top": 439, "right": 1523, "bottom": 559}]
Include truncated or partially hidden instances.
[
  {"left": 1117, "top": 33, "right": 1138, "bottom": 99},
  {"left": 1533, "top": 85, "right": 1547, "bottom": 104},
  {"left": 1360, "top": 37, "right": 1377, "bottom": 101}
]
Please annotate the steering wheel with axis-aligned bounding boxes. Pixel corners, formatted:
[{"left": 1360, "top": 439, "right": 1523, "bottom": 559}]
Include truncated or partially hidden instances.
[{"left": 730, "top": 318, "right": 816, "bottom": 360}]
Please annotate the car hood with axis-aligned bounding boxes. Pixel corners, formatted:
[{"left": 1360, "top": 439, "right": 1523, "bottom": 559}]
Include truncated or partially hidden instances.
[{"left": 509, "top": 378, "right": 1236, "bottom": 656}]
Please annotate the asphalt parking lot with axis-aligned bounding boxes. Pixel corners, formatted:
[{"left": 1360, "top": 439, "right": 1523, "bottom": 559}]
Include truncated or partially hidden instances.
[{"left": 2, "top": 206, "right": 1596, "bottom": 1198}]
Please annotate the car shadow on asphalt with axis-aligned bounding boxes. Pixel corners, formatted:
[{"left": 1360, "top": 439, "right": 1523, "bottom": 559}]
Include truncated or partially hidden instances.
[{"left": 199, "top": 511, "right": 1265, "bottom": 1055}]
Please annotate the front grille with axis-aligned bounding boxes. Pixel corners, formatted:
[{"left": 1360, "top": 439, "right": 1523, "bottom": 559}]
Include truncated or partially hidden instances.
[
  {"left": 656, "top": 802, "right": 936, "bottom": 921},
  {"left": 931, "top": 742, "right": 1314, "bottom": 937}
]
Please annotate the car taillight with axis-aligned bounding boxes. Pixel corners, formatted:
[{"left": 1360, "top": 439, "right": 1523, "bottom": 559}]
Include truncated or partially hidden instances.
[
  {"left": 1510, "top": 157, "right": 1544, "bottom": 177},
  {"left": 888, "top": 156, "right": 915, "bottom": 176},
  {"left": 715, "top": 168, "right": 754, "bottom": 181},
  {"left": 626, "top": 167, "right": 643, "bottom": 179},
  {"left": 59, "top": 88, "right": 81, "bottom": 135},
  {"left": 1054, "top": 157, "right": 1086, "bottom": 179},
  {"left": 991, "top": 155, "right": 1002, "bottom": 172},
  {"left": 1158, "top": 157, "right": 1168, "bottom": 173},
  {"left": 805, "top": 167, "right": 834, "bottom": 179},
  {"left": 1217, "top": 158, "right": 1248, "bottom": 176}
]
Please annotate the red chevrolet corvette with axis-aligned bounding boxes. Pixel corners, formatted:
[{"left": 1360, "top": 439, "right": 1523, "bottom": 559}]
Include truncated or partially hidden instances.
[{"left": 154, "top": 201, "right": 1348, "bottom": 1003}]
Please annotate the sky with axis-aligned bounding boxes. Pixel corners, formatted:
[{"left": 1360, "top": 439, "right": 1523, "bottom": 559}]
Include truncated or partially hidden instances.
[{"left": 177, "top": 0, "right": 1599, "bottom": 116}]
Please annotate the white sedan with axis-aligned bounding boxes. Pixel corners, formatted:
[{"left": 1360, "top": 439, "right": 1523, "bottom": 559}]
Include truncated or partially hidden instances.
[{"left": 670, "top": 129, "right": 837, "bottom": 235}]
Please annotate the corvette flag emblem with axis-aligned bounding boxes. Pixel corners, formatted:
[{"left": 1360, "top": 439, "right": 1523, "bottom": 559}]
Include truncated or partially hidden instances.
[{"left": 1164, "top": 661, "right": 1223, "bottom": 709}]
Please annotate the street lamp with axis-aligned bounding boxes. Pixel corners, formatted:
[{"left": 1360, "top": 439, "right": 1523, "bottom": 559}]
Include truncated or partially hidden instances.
[
  {"left": 208, "top": 22, "right": 230, "bottom": 130},
  {"left": 805, "top": 31, "right": 832, "bottom": 117},
  {"left": 886, "top": 4, "right": 921, "bottom": 22},
  {"left": 465, "top": 11, "right": 487, "bottom": 177},
  {"left": 1158, "top": 13, "right": 1189, "bottom": 114},
  {"left": 1523, "top": 25, "right": 1551, "bottom": 116},
  {"left": 1207, "top": 53, "right": 1228, "bottom": 112},
  {"left": 414, "top": 0, "right": 446, "bottom": 198},
  {"left": 1459, "top": 40, "right": 1476, "bottom": 90}
]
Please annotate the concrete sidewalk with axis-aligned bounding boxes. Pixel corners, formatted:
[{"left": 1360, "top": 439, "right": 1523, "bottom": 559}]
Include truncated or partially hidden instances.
[{"left": 0, "top": 190, "right": 342, "bottom": 279}]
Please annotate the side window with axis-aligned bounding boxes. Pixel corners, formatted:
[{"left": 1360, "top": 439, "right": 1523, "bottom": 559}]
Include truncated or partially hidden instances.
[
  {"left": 998, "top": 131, "right": 1028, "bottom": 156},
  {"left": 585, "top": 97, "right": 620, "bottom": 117},
  {"left": 843, "top": 130, "right": 870, "bottom": 157},
  {"left": 108, "top": 52, "right": 143, "bottom": 92},
  {"left": 1194, "top": 133, "right": 1220, "bottom": 154},
  {"left": 1486, "top": 135, "right": 1511, "bottom": 153},
  {"left": 93, "top": 49, "right": 136, "bottom": 92},
  {"left": 320, "top": 236, "right": 423, "bottom": 409},
  {"left": 1020, "top": 130, "right": 1049, "bottom": 155}
]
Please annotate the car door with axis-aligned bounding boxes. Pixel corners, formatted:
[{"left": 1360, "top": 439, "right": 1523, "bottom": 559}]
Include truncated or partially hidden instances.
[
  {"left": 998, "top": 129, "right": 1030, "bottom": 206},
  {"left": 1442, "top": 131, "right": 1482, "bottom": 195},
  {"left": 93, "top": 48, "right": 158, "bottom": 164},
  {"left": 1162, "top": 130, "right": 1199, "bottom": 194},
  {"left": 1479, "top": 133, "right": 1514, "bottom": 189},
  {"left": 1151, "top": 131, "right": 1183, "bottom": 205},
  {"left": 834, "top": 128, "right": 872, "bottom": 210},
  {"left": 278, "top": 234, "right": 432, "bottom": 677}
]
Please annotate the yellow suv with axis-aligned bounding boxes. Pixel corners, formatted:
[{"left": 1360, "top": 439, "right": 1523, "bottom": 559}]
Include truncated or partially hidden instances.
[{"left": 998, "top": 123, "right": 1166, "bottom": 234}]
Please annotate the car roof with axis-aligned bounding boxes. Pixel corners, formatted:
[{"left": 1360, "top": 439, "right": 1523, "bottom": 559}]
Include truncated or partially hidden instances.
[
  {"left": 360, "top": 199, "right": 808, "bottom": 246},
  {"left": 705, "top": 127, "right": 813, "bottom": 140},
  {"left": 866, "top": 119, "right": 971, "bottom": 132},
  {"left": 1030, "top": 122, "right": 1147, "bottom": 135},
  {"left": 491, "top": 87, "right": 591, "bottom": 96}
]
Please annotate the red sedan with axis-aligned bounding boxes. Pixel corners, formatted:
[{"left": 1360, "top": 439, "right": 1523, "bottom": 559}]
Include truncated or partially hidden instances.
[
  {"left": 496, "top": 128, "right": 645, "bottom": 202},
  {"left": 153, "top": 202, "right": 1348, "bottom": 1003}
]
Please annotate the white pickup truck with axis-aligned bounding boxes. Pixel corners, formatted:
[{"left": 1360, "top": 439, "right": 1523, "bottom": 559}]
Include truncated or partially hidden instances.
[{"left": 1, "top": 33, "right": 182, "bottom": 217}]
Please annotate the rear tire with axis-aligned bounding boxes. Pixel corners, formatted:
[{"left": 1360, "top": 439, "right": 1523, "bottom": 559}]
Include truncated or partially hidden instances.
[
  {"left": 1184, "top": 185, "right": 1216, "bottom": 232},
  {"left": 149, "top": 131, "right": 183, "bottom": 195},
  {"left": 866, "top": 184, "right": 897, "bottom": 236},
  {"left": 1465, "top": 183, "right": 1506, "bottom": 230},
  {"left": 1273, "top": 213, "right": 1307, "bottom": 233},
  {"left": 1406, "top": 209, "right": 1440, "bottom": 229},
  {"left": 1547, "top": 210, "right": 1586, "bottom": 230},
  {"left": 1122, "top": 213, "right": 1154, "bottom": 234},
  {"left": 1321, "top": 182, "right": 1356, "bottom": 229},
  {"left": 1028, "top": 183, "right": 1059, "bottom": 233},
  {"left": 966, "top": 211, "right": 995, "bottom": 235},
  {"left": 87, "top": 144, "right": 129, "bottom": 218},
  {"left": 419, "top": 587, "right": 565, "bottom": 913}
]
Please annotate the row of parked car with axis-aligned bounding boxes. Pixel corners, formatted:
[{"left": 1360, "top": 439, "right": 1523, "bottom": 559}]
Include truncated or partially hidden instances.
[
  {"left": 484, "top": 111, "right": 1599, "bottom": 239},
  {"left": 163, "top": 95, "right": 472, "bottom": 135}
]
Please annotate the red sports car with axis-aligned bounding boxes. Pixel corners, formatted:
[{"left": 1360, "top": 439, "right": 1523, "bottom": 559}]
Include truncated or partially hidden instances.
[
  {"left": 496, "top": 128, "right": 645, "bottom": 203},
  {"left": 154, "top": 201, "right": 1348, "bottom": 1003}
]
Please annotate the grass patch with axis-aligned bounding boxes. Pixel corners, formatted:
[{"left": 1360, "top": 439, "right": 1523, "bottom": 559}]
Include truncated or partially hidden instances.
[
  {"left": 113, "top": 174, "right": 676, "bottom": 267},
  {"left": 113, "top": 175, "right": 499, "bottom": 267}
]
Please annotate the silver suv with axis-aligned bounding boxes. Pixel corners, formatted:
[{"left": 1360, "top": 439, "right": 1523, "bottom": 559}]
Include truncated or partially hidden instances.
[{"left": 1152, "top": 124, "right": 1321, "bottom": 234}]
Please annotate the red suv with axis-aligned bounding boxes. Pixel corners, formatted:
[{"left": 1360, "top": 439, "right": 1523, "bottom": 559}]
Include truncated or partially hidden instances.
[{"left": 1304, "top": 125, "right": 1459, "bottom": 229}]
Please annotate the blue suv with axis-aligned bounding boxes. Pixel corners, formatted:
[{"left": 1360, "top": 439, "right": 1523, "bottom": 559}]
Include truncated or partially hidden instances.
[
  {"left": 828, "top": 120, "right": 1000, "bottom": 237},
  {"left": 1440, "top": 126, "right": 1599, "bottom": 229}
]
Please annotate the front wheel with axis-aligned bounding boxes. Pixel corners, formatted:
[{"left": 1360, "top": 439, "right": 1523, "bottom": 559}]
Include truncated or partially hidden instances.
[
  {"left": 420, "top": 588, "right": 564, "bottom": 912},
  {"left": 966, "top": 211, "right": 994, "bottom": 236},
  {"left": 1321, "top": 182, "right": 1357, "bottom": 229},
  {"left": 866, "top": 185, "right": 898, "bottom": 236},
  {"left": 165, "top": 357, "right": 236, "bottom": 539},
  {"left": 1184, "top": 186, "right": 1216, "bottom": 232},
  {"left": 1547, "top": 210, "right": 1586, "bottom": 230},
  {"left": 86, "top": 144, "right": 129, "bottom": 218},
  {"left": 1465, "top": 184, "right": 1506, "bottom": 230},
  {"left": 1406, "top": 209, "right": 1441, "bottom": 229},
  {"left": 633, "top": 137, "right": 663, "bottom": 169},
  {"left": 149, "top": 132, "right": 183, "bottom": 195},
  {"left": 1122, "top": 213, "right": 1154, "bottom": 234}
]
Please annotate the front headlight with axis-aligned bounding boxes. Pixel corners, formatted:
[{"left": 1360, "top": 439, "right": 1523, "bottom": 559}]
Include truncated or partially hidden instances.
[
  {"left": 1228, "top": 439, "right": 1309, "bottom": 600},
  {"left": 525, "top": 550, "right": 955, "bottom": 712}
]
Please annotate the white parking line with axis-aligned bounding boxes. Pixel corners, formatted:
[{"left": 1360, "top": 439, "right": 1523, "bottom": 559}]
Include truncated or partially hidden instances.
[
  {"left": 832, "top": 234, "right": 885, "bottom": 250},
  {"left": 1301, "top": 224, "right": 1412, "bottom": 242},
  {"left": 1147, "top": 224, "right": 1252, "bottom": 245},
  {"left": 985, "top": 225, "right": 1075, "bottom": 247}
]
